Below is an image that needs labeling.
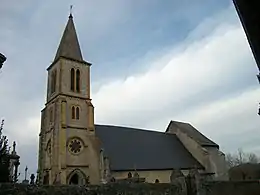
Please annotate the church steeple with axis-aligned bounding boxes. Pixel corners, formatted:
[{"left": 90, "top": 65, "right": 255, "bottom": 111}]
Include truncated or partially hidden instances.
[
  {"left": 38, "top": 9, "right": 99, "bottom": 186},
  {"left": 54, "top": 13, "right": 83, "bottom": 62}
]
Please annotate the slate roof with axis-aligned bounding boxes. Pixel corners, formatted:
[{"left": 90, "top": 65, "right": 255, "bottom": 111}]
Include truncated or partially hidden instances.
[
  {"left": 54, "top": 14, "right": 83, "bottom": 62},
  {"left": 95, "top": 125, "right": 204, "bottom": 171},
  {"left": 167, "top": 121, "right": 218, "bottom": 148}
]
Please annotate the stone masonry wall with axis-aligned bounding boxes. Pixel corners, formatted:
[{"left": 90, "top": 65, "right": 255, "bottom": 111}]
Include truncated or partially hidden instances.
[
  {"left": 200, "top": 181, "right": 260, "bottom": 195},
  {"left": 0, "top": 183, "right": 184, "bottom": 195},
  {"left": 1, "top": 181, "right": 260, "bottom": 195}
]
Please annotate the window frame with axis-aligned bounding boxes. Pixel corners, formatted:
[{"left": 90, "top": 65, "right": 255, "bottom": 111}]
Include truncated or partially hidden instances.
[
  {"left": 72, "top": 106, "right": 75, "bottom": 119},
  {"left": 70, "top": 68, "right": 75, "bottom": 91},
  {"left": 76, "top": 69, "right": 80, "bottom": 93}
]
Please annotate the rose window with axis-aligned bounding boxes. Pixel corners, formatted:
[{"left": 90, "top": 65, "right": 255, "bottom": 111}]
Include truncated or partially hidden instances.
[{"left": 68, "top": 138, "right": 83, "bottom": 154}]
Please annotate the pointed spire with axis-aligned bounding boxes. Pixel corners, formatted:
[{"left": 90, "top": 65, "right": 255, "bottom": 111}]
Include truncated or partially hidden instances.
[{"left": 54, "top": 11, "right": 83, "bottom": 62}]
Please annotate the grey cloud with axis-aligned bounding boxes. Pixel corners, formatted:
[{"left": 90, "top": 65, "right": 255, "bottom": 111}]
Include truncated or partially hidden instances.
[
  {"left": 93, "top": 22, "right": 257, "bottom": 128},
  {"left": 184, "top": 87, "right": 260, "bottom": 154},
  {"left": 0, "top": 0, "right": 251, "bottom": 180},
  {"left": 0, "top": 0, "right": 230, "bottom": 82},
  {"left": 92, "top": 7, "right": 260, "bottom": 157}
]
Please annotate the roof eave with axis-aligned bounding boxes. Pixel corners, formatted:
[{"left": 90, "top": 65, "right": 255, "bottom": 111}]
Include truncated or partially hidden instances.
[
  {"left": 47, "top": 56, "right": 91, "bottom": 71},
  {"left": 111, "top": 166, "right": 205, "bottom": 172},
  {"left": 202, "top": 144, "right": 219, "bottom": 149}
]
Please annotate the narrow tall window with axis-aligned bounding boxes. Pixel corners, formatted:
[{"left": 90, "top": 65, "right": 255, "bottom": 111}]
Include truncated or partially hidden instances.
[
  {"left": 50, "top": 108, "right": 53, "bottom": 123},
  {"left": 71, "top": 68, "right": 75, "bottom": 91},
  {"left": 51, "top": 74, "right": 53, "bottom": 93},
  {"left": 76, "top": 69, "right": 80, "bottom": 93},
  {"left": 50, "top": 70, "right": 57, "bottom": 94},
  {"left": 72, "top": 106, "right": 75, "bottom": 119},
  {"left": 53, "top": 70, "right": 56, "bottom": 92},
  {"left": 127, "top": 172, "right": 132, "bottom": 178},
  {"left": 76, "top": 107, "right": 80, "bottom": 120}
]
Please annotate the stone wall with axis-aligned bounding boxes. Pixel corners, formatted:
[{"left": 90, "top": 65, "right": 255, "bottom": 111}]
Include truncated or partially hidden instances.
[
  {"left": 201, "top": 181, "right": 260, "bottom": 195},
  {"left": 1, "top": 181, "right": 260, "bottom": 195},
  {"left": 0, "top": 183, "right": 185, "bottom": 195}
]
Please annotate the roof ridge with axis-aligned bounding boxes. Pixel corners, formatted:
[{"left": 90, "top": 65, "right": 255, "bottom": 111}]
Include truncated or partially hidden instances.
[
  {"left": 170, "top": 120, "right": 218, "bottom": 147},
  {"left": 95, "top": 124, "right": 165, "bottom": 134},
  {"left": 171, "top": 120, "right": 190, "bottom": 125}
]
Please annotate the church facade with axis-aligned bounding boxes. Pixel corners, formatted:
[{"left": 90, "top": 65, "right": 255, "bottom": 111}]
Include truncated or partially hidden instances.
[{"left": 37, "top": 14, "right": 227, "bottom": 185}]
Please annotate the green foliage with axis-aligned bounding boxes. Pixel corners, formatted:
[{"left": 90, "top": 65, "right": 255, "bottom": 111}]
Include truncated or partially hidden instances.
[{"left": 0, "top": 119, "right": 10, "bottom": 183}]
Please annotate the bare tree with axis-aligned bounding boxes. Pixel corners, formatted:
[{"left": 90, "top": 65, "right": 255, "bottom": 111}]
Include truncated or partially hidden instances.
[
  {"left": 226, "top": 153, "right": 236, "bottom": 168},
  {"left": 226, "top": 148, "right": 259, "bottom": 169},
  {"left": 247, "top": 153, "right": 259, "bottom": 164}
]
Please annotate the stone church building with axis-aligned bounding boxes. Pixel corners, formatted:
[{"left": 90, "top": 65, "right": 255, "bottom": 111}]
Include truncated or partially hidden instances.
[{"left": 37, "top": 14, "right": 227, "bottom": 185}]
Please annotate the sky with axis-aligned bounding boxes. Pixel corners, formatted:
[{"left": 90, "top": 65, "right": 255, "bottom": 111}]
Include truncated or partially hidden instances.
[{"left": 1, "top": 0, "right": 260, "bottom": 179}]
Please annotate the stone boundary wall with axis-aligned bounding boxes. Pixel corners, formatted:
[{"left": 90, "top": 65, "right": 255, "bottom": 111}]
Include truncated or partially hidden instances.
[
  {"left": 0, "top": 183, "right": 185, "bottom": 195},
  {"left": 200, "top": 181, "right": 260, "bottom": 195},
  {"left": 1, "top": 181, "right": 260, "bottom": 195}
]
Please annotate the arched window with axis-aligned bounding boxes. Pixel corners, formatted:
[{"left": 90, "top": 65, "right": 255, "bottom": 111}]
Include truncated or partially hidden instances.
[
  {"left": 54, "top": 70, "right": 57, "bottom": 91},
  {"left": 76, "top": 69, "right": 80, "bottom": 93},
  {"left": 50, "top": 70, "right": 57, "bottom": 94},
  {"left": 71, "top": 68, "right": 75, "bottom": 91},
  {"left": 49, "top": 108, "right": 53, "bottom": 123},
  {"left": 110, "top": 177, "right": 116, "bottom": 182},
  {"left": 47, "top": 139, "right": 51, "bottom": 156},
  {"left": 72, "top": 106, "right": 75, "bottom": 119},
  {"left": 127, "top": 172, "right": 132, "bottom": 178},
  {"left": 67, "top": 169, "right": 88, "bottom": 185},
  {"left": 50, "top": 73, "right": 53, "bottom": 93},
  {"left": 69, "top": 173, "right": 79, "bottom": 185},
  {"left": 76, "top": 107, "right": 80, "bottom": 120},
  {"left": 43, "top": 171, "right": 49, "bottom": 185}
]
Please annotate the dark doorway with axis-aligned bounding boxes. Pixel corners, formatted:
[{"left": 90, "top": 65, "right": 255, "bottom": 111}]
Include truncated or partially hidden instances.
[
  {"left": 69, "top": 173, "right": 79, "bottom": 185},
  {"left": 43, "top": 172, "right": 49, "bottom": 185}
]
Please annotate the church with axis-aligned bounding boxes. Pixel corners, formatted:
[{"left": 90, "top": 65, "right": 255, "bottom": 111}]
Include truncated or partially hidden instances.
[{"left": 37, "top": 13, "right": 227, "bottom": 185}]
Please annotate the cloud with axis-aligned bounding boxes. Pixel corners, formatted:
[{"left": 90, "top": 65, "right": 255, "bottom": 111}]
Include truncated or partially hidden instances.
[
  {"left": 0, "top": 1, "right": 258, "bottom": 180},
  {"left": 93, "top": 10, "right": 257, "bottom": 130},
  {"left": 91, "top": 5, "right": 259, "bottom": 155},
  {"left": 177, "top": 86, "right": 260, "bottom": 152}
]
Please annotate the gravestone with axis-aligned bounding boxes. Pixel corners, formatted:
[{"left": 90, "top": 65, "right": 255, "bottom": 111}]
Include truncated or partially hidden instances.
[{"left": 30, "top": 174, "right": 35, "bottom": 185}]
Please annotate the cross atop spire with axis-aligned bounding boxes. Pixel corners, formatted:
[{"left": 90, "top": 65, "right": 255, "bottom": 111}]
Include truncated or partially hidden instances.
[
  {"left": 53, "top": 10, "right": 83, "bottom": 62},
  {"left": 69, "top": 5, "right": 73, "bottom": 18},
  {"left": 12, "top": 141, "right": 16, "bottom": 155}
]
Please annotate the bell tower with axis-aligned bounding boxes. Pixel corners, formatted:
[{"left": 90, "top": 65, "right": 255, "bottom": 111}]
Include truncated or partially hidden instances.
[{"left": 37, "top": 13, "right": 100, "bottom": 185}]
